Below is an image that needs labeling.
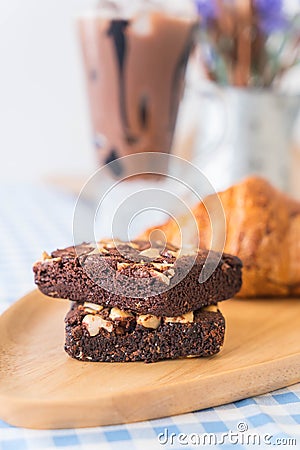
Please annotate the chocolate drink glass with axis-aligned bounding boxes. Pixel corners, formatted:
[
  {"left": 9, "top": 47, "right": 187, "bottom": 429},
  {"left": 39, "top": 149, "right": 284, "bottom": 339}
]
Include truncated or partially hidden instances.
[{"left": 78, "top": 1, "right": 198, "bottom": 176}]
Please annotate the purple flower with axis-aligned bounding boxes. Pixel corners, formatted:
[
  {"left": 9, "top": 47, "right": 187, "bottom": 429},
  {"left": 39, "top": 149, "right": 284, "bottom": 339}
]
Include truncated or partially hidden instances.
[
  {"left": 195, "top": 0, "right": 288, "bottom": 33},
  {"left": 253, "top": 0, "right": 288, "bottom": 33},
  {"left": 254, "top": 0, "right": 282, "bottom": 16},
  {"left": 194, "top": 0, "right": 218, "bottom": 25}
]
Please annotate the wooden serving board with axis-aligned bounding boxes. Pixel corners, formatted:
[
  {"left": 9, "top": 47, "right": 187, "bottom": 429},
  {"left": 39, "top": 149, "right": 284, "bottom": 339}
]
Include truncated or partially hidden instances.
[{"left": 0, "top": 290, "right": 300, "bottom": 429}]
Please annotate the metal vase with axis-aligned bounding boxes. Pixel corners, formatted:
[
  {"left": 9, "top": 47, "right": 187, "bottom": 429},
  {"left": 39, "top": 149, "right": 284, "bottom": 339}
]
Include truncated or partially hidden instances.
[{"left": 192, "top": 88, "right": 300, "bottom": 193}]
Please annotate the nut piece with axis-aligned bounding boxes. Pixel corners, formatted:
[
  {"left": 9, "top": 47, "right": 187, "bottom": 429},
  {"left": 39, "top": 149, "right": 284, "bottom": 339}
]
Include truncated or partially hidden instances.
[
  {"left": 100, "top": 239, "right": 115, "bottom": 249},
  {"left": 47, "top": 291, "right": 59, "bottom": 297},
  {"left": 202, "top": 304, "right": 218, "bottom": 313},
  {"left": 42, "top": 251, "right": 52, "bottom": 261},
  {"left": 109, "top": 307, "right": 134, "bottom": 321},
  {"left": 164, "top": 311, "right": 194, "bottom": 324},
  {"left": 40, "top": 251, "right": 61, "bottom": 263},
  {"left": 117, "top": 262, "right": 131, "bottom": 271},
  {"left": 88, "top": 245, "right": 109, "bottom": 255},
  {"left": 167, "top": 268, "right": 175, "bottom": 277},
  {"left": 83, "top": 302, "right": 103, "bottom": 313},
  {"left": 150, "top": 270, "right": 170, "bottom": 285},
  {"left": 136, "top": 314, "right": 161, "bottom": 329},
  {"left": 82, "top": 314, "right": 113, "bottom": 336},
  {"left": 165, "top": 249, "right": 179, "bottom": 258},
  {"left": 139, "top": 247, "right": 161, "bottom": 259},
  {"left": 151, "top": 262, "right": 173, "bottom": 271}
]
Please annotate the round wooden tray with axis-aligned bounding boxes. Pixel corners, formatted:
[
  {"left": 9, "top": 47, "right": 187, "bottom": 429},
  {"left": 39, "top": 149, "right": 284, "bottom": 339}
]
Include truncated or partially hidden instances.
[{"left": 0, "top": 291, "right": 299, "bottom": 429}]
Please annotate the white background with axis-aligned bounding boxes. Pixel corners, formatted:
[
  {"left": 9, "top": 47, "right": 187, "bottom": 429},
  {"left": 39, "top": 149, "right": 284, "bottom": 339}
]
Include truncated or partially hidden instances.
[
  {"left": 0, "top": 0, "right": 299, "bottom": 183},
  {"left": 0, "top": 0, "right": 96, "bottom": 181}
]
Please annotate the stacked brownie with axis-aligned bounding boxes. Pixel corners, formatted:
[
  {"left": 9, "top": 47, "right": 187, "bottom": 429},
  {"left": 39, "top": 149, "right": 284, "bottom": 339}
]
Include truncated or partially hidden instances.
[{"left": 33, "top": 239, "right": 242, "bottom": 363}]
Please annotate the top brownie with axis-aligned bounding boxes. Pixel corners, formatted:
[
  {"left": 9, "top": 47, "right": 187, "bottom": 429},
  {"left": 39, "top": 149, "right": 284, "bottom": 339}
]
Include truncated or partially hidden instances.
[{"left": 33, "top": 239, "right": 242, "bottom": 316}]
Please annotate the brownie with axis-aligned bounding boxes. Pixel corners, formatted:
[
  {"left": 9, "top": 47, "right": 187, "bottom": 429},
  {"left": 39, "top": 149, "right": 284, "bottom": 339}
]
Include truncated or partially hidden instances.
[
  {"left": 64, "top": 301, "right": 225, "bottom": 363},
  {"left": 33, "top": 239, "right": 242, "bottom": 316}
]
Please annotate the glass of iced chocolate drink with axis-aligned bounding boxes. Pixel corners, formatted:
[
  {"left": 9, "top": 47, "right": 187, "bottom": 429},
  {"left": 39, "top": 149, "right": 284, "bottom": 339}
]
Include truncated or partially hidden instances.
[{"left": 78, "top": 0, "right": 198, "bottom": 176}]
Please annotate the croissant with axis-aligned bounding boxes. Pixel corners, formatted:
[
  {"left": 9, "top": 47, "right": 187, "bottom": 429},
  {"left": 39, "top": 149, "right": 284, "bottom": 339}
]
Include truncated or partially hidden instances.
[{"left": 139, "top": 176, "right": 300, "bottom": 298}]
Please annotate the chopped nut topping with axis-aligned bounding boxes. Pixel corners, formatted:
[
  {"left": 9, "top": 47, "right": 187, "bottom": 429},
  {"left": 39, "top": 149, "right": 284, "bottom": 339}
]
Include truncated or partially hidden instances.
[
  {"left": 164, "top": 311, "right": 194, "bottom": 324},
  {"left": 82, "top": 307, "right": 99, "bottom": 314},
  {"left": 41, "top": 251, "right": 61, "bottom": 263},
  {"left": 151, "top": 262, "right": 173, "bottom": 271},
  {"left": 76, "top": 350, "right": 83, "bottom": 360},
  {"left": 109, "top": 307, "right": 134, "bottom": 321},
  {"left": 164, "top": 249, "right": 180, "bottom": 258},
  {"left": 88, "top": 245, "right": 109, "bottom": 255},
  {"left": 167, "top": 268, "right": 175, "bottom": 277},
  {"left": 102, "top": 241, "right": 115, "bottom": 249},
  {"left": 150, "top": 270, "right": 170, "bottom": 285},
  {"left": 83, "top": 302, "right": 103, "bottom": 313},
  {"left": 42, "top": 251, "right": 52, "bottom": 261},
  {"left": 47, "top": 291, "right": 59, "bottom": 297},
  {"left": 139, "top": 247, "right": 161, "bottom": 259},
  {"left": 117, "top": 262, "right": 131, "bottom": 271},
  {"left": 82, "top": 314, "right": 113, "bottom": 336},
  {"left": 136, "top": 314, "right": 161, "bottom": 329}
]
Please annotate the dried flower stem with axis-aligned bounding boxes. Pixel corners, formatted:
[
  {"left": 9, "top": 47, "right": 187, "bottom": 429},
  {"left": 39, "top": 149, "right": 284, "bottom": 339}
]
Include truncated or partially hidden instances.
[
  {"left": 196, "top": 0, "right": 299, "bottom": 87},
  {"left": 234, "top": 0, "right": 252, "bottom": 86}
]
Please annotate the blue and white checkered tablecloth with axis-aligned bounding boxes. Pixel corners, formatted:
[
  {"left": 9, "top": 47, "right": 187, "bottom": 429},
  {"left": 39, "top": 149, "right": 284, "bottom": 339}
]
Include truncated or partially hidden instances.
[{"left": 0, "top": 182, "right": 299, "bottom": 450}]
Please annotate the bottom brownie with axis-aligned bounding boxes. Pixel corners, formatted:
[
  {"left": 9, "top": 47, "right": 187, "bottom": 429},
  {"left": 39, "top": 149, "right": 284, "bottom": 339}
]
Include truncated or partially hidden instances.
[{"left": 64, "top": 301, "right": 225, "bottom": 363}]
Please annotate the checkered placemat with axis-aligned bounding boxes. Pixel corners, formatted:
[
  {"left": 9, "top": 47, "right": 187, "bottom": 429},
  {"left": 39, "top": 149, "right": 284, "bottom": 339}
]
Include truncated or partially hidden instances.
[{"left": 0, "top": 182, "right": 299, "bottom": 450}]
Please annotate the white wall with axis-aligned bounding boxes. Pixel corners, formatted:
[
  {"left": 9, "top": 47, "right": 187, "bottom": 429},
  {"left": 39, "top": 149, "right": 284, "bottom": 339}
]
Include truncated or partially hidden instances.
[{"left": 0, "top": 0, "right": 96, "bottom": 181}]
